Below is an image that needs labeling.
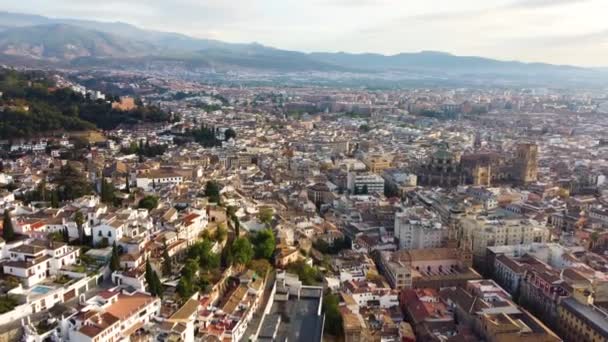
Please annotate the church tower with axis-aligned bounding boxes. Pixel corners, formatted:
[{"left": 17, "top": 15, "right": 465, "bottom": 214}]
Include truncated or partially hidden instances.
[{"left": 515, "top": 143, "right": 538, "bottom": 183}]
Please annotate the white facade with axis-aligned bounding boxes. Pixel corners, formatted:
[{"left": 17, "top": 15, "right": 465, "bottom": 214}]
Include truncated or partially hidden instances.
[
  {"left": 347, "top": 172, "right": 385, "bottom": 194},
  {"left": 174, "top": 210, "right": 209, "bottom": 245},
  {"left": 92, "top": 223, "right": 124, "bottom": 246},
  {"left": 3, "top": 240, "right": 79, "bottom": 287},
  {"left": 67, "top": 290, "right": 161, "bottom": 342},
  {"left": 395, "top": 207, "right": 448, "bottom": 250},
  {"left": 135, "top": 173, "right": 183, "bottom": 191}
]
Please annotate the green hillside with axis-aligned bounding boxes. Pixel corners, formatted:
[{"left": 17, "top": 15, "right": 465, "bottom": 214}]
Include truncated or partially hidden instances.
[{"left": 0, "top": 68, "right": 170, "bottom": 138}]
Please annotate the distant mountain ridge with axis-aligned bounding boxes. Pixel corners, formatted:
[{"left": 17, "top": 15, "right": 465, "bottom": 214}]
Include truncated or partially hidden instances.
[
  {"left": 0, "top": 23, "right": 156, "bottom": 60},
  {"left": 0, "top": 11, "right": 605, "bottom": 86}
]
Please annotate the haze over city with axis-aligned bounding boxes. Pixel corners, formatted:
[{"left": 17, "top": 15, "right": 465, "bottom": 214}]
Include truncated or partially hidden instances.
[{"left": 3, "top": 0, "right": 608, "bottom": 66}]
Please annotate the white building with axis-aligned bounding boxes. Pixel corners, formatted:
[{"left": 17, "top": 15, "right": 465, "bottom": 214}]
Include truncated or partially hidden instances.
[
  {"left": 67, "top": 289, "right": 161, "bottom": 342},
  {"left": 92, "top": 208, "right": 152, "bottom": 247},
  {"left": 459, "top": 213, "right": 550, "bottom": 257},
  {"left": 395, "top": 206, "right": 449, "bottom": 250},
  {"left": 174, "top": 210, "right": 209, "bottom": 245},
  {"left": 135, "top": 170, "right": 184, "bottom": 191},
  {"left": 343, "top": 280, "right": 399, "bottom": 309},
  {"left": 3, "top": 240, "right": 79, "bottom": 287},
  {"left": 347, "top": 172, "right": 385, "bottom": 194}
]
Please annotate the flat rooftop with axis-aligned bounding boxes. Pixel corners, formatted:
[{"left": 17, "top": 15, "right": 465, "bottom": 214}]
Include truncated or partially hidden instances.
[{"left": 257, "top": 292, "right": 324, "bottom": 342}]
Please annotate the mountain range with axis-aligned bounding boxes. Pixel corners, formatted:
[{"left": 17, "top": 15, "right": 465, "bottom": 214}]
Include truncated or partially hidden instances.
[{"left": 0, "top": 11, "right": 605, "bottom": 86}]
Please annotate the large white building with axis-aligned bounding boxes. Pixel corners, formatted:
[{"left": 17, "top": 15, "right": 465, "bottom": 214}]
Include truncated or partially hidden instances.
[
  {"left": 459, "top": 212, "right": 550, "bottom": 258},
  {"left": 395, "top": 206, "right": 449, "bottom": 250},
  {"left": 347, "top": 172, "right": 385, "bottom": 194},
  {"left": 3, "top": 240, "right": 79, "bottom": 287},
  {"left": 135, "top": 169, "right": 184, "bottom": 191}
]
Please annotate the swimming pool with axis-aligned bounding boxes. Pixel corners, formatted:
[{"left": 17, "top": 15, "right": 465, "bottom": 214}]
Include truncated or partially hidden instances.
[{"left": 31, "top": 285, "right": 53, "bottom": 294}]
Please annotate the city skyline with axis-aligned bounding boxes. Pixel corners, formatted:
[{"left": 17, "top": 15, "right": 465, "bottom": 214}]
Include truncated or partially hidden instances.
[{"left": 2, "top": 0, "right": 608, "bottom": 67}]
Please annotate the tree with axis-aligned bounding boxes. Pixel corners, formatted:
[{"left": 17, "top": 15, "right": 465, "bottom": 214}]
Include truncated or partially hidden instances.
[
  {"left": 48, "top": 231, "right": 64, "bottom": 242},
  {"left": 231, "top": 237, "right": 254, "bottom": 265},
  {"left": 590, "top": 231, "right": 600, "bottom": 249},
  {"left": 145, "top": 258, "right": 153, "bottom": 286},
  {"left": 313, "top": 236, "right": 351, "bottom": 255},
  {"left": 176, "top": 276, "right": 194, "bottom": 299},
  {"left": 177, "top": 259, "right": 199, "bottom": 299},
  {"left": 257, "top": 207, "right": 274, "bottom": 226},
  {"left": 109, "top": 242, "right": 120, "bottom": 272},
  {"left": 323, "top": 294, "right": 343, "bottom": 336},
  {"left": 234, "top": 216, "right": 241, "bottom": 237},
  {"left": 138, "top": 196, "right": 159, "bottom": 210},
  {"left": 62, "top": 227, "right": 70, "bottom": 243},
  {"left": 145, "top": 258, "right": 163, "bottom": 298},
  {"left": 74, "top": 211, "right": 85, "bottom": 245},
  {"left": 224, "top": 128, "right": 236, "bottom": 141},
  {"left": 226, "top": 206, "right": 237, "bottom": 218},
  {"left": 55, "top": 164, "right": 92, "bottom": 201},
  {"left": 252, "top": 229, "right": 276, "bottom": 260},
  {"left": 124, "top": 174, "right": 130, "bottom": 193},
  {"left": 214, "top": 224, "right": 227, "bottom": 243},
  {"left": 100, "top": 178, "right": 115, "bottom": 204},
  {"left": 221, "top": 243, "right": 234, "bottom": 268},
  {"left": 286, "top": 260, "right": 321, "bottom": 286},
  {"left": 248, "top": 259, "right": 271, "bottom": 277},
  {"left": 50, "top": 189, "right": 59, "bottom": 208},
  {"left": 187, "top": 240, "right": 220, "bottom": 271},
  {"left": 205, "top": 181, "right": 221, "bottom": 204},
  {"left": 2, "top": 210, "right": 15, "bottom": 242},
  {"left": 162, "top": 244, "right": 172, "bottom": 277}
]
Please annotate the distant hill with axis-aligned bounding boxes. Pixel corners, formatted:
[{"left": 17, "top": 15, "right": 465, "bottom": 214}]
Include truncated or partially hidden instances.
[
  {"left": 0, "top": 24, "right": 155, "bottom": 60},
  {"left": 0, "top": 11, "right": 605, "bottom": 86},
  {"left": 309, "top": 50, "right": 581, "bottom": 72}
]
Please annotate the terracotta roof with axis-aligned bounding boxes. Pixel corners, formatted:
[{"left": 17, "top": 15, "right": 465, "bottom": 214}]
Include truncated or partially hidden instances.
[
  {"left": 105, "top": 293, "right": 156, "bottom": 321},
  {"left": 393, "top": 248, "right": 460, "bottom": 263}
]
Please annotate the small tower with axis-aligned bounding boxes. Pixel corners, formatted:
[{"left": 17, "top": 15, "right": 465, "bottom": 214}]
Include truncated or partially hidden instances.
[{"left": 515, "top": 143, "right": 538, "bottom": 183}]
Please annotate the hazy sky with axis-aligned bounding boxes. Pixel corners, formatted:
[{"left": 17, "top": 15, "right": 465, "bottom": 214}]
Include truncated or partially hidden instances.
[{"left": 3, "top": 0, "right": 608, "bottom": 66}]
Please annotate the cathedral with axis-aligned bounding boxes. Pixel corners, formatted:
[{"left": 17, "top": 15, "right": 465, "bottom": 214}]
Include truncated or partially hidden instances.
[{"left": 417, "top": 142, "right": 538, "bottom": 187}]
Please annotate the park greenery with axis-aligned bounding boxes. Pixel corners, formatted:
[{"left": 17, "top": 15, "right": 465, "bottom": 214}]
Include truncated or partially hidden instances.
[
  {"left": 176, "top": 238, "right": 227, "bottom": 300},
  {"left": 251, "top": 229, "right": 276, "bottom": 260},
  {"left": 313, "top": 237, "right": 352, "bottom": 255},
  {"left": 204, "top": 181, "right": 222, "bottom": 204},
  {"left": 286, "top": 260, "right": 322, "bottom": 286},
  {"left": 138, "top": 195, "right": 159, "bottom": 210},
  {"left": 323, "top": 293, "right": 343, "bottom": 336},
  {"left": 120, "top": 140, "right": 168, "bottom": 158},
  {"left": 0, "top": 69, "right": 172, "bottom": 138}
]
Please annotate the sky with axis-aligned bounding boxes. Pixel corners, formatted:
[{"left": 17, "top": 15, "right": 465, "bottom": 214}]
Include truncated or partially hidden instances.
[{"left": 2, "top": 0, "right": 608, "bottom": 67}]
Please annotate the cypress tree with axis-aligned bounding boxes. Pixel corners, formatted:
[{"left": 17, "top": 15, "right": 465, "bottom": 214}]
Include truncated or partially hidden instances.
[
  {"left": 109, "top": 242, "right": 120, "bottom": 271},
  {"left": 63, "top": 227, "right": 69, "bottom": 243},
  {"left": 162, "top": 244, "right": 172, "bottom": 277},
  {"left": 50, "top": 189, "right": 59, "bottom": 208},
  {"left": 2, "top": 210, "right": 15, "bottom": 242},
  {"left": 125, "top": 174, "right": 130, "bottom": 193}
]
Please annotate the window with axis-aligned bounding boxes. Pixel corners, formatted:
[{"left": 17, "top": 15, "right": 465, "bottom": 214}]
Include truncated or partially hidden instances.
[{"left": 108, "top": 231, "right": 112, "bottom": 237}]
